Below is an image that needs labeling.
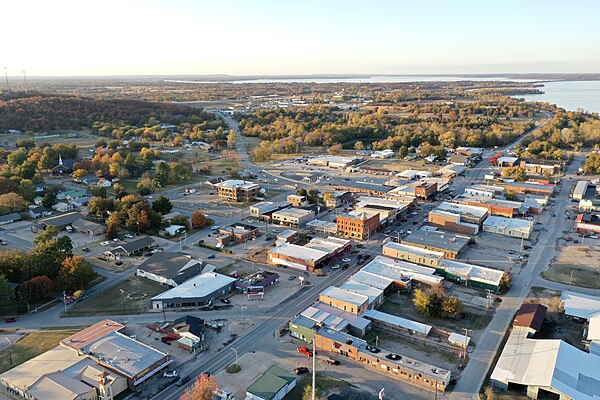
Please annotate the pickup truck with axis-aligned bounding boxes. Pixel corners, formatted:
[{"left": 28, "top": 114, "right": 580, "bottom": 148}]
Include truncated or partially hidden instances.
[{"left": 317, "top": 355, "right": 339, "bottom": 365}]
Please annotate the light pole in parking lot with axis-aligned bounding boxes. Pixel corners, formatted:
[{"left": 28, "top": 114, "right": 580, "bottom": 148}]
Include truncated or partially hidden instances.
[
  {"left": 231, "top": 347, "right": 238, "bottom": 367},
  {"left": 241, "top": 306, "right": 247, "bottom": 324},
  {"left": 120, "top": 289, "right": 126, "bottom": 315}
]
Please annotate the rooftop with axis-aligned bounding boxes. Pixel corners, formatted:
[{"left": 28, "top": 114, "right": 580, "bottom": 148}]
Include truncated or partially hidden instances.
[
  {"left": 152, "top": 272, "right": 237, "bottom": 301},
  {"left": 401, "top": 230, "right": 471, "bottom": 252},
  {"left": 304, "top": 236, "right": 350, "bottom": 253},
  {"left": 340, "top": 280, "right": 384, "bottom": 305},
  {"left": 269, "top": 242, "right": 328, "bottom": 262},
  {"left": 454, "top": 194, "right": 523, "bottom": 209},
  {"left": 383, "top": 242, "right": 445, "bottom": 260},
  {"left": 362, "top": 309, "right": 431, "bottom": 335},
  {"left": 361, "top": 255, "right": 443, "bottom": 286},
  {"left": 513, "top": 303, "right": 548, "bottom": 331},
  {"left": 61, "top": 320, "right": 125, "bottom": 350},
  {"left": 272, "top": 208, "right": 314, "bottom": 219},
  {"left": 436, "top": 201, "right": 489, "bottom": 219},
  {"left": 320, "top": 286, "right": 369, "bottom": 307},
  {"left": 440, "top": 259, "right": 504, "bottom": 286},
  {"left": 336, "top": 181, "right": 393, "bottom": 193},
  {"left": 483, "top": 215, "right": 534, "bottom": 231},
  {"left": 301, "top": 302, "right": 371, "bottom": 331},
  {"left": 246, "top": 365, "right": 296, "bottom": 400},
  {"left": 561, "top": 291, "right": 600, "bottom": 320},
  {"left": 217, "top": 179, "right": 259, "bottom": 189},
  {"left": 137, "top": 252, "right": 203, "bottom": 284},
  {"left": 112, "top": 236, "right": 155, "bottom": 254},
  {"left": 348, "top": 270, "right": 394, "bottom": 290}
]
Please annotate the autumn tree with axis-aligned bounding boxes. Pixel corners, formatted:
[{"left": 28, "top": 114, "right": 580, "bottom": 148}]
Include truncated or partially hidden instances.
[
  {"left": 59, "top": 256, "right": 96, "bottom": 291},
  {"left": 191, "top": 211, "right": 212, "bottom": 229},
  {"left": 354, "top": 141, "right": 365, "bottom": 150},
  {"left": 0, "top": 193, "right": 28, "bottom": 214},
  {"left": 327, "top": 144, "right": 343, "bottom": 155},
  {"left": 252, "top": 140, "right": 272, "bottom": 162},
  {"left": 180, "top": 374, "right": 218, "bottom": 400},
  {"left": 23, "top": 275, "right": 54, "bottom": 301},
  {"left": 413, "top": 287, "right": 463, "bottom": 319},
  {"left": 227, "top": 129, "right": 238, "bottom": 149}
]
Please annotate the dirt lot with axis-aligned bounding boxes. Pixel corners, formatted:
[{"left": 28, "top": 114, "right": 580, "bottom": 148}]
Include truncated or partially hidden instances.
[
  {"left": 527, "top": 287, "right": 586, "bottom": 349},
  {"left": 542, "top": 240, "right": 600, "bottom": 289},
  {"left": 67, "top": 275, "right": 166, "bottom": 316}
]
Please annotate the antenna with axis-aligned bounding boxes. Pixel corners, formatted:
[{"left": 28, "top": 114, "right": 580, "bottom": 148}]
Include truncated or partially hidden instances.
[
  {"left": 3, "top": 67, "right": 9, "bottom": 91},
  {"left": 23, "top": 70, "right": 28, "bottom": 93}
]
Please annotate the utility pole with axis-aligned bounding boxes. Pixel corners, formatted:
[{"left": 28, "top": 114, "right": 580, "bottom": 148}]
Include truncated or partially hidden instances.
[
  {"left": 462, "top": 328, "right": 471, "bottom": 359},
  {"left": 63, "top": 291, "right": 67, "bottom": 316},
  {"left": 120, "top": 289, "right": 126, "bottom": 315},
  {"left": 4, "top": 337, "right": 12, "bottom": 367},
  {"left": 568, "top": 270, "right": 574, "bottom": 291},
  {"left": 3, "top": 67, "right": 9, "bottom": 91},
  {"left": 231, "top": 347, "right": 238, "bottom": 367},
  {"left": 22, "top": 70, "right": 27, "bottom": 93},
  {"left": 312, "top": 339, "right": 316, "bottom": 400}
]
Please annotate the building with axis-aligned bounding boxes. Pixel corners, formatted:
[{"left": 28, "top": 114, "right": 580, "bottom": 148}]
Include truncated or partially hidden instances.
[
  {"left": 173, "top": 315, "right": 204, "bottom": 351},
  {"left": 250, "top": 201, "right": 290, "bottom": 221},
  {"left": 434, "top": 202, "right": 489, "bottom": 224},
  {"left": 216, "top": 180, "right": 260, "bottom": 202},
  {"left": 52, "top": 202, "right": 74, "bottom": 212},
  {"left": 361, "top": 255, "right": 443, "bottom": 287},
  {"left": 339, "top": 280, "right": 384, "bottom": 308},
  {"left": 453, "top": 194, "right": 524, "bottom": 218},
  {"left": 28, "top": 205, "right": 52, "bottom": 219},
  {"left": 438, "top": 164, "right": 466, "bottom": 178},
  {"left": 483, "top": 215, "right": 534, "bottom": 239},
  {"left": 136, "top": 252, "right": 206, "bottom": 287},
  {"left": 306, "top": 219, "right": 337, "bottom": 235},
  {"left": 397, "top": 169, "right": 433, "bottom": 180},
  {"left": 491, "top": 330, "right": 600, "bottom": 400},
  {"left": 574, "top": 213, "right": 600, "bottom": 234},
  {"left": 34, "top": 212, "right": 84, "bottom": 231},
  {"left": 496, "top": 156, "right": 519, "bottom": 167},
  {"left": 336, "top": 211, "right": 380, "bottom": 240},
  {"left": 354, "top": 196, "right": 412, "bottom": 223},
  {"left": 246, "top": 365, "right": 296, "bottom": 400},
  {"left": 560, "top": 291, "right": 600, "bottom": 321},
  {"left": 234, "top": 271, "right": 279, "bottom": 293},
  {"left": 217, "top": 223, "right": 260, "bottom": 245},
  {"left": 464, "top": 184, "right": 506, "bottom": 198},
  {"left": 108, "top": 236, "right": 155, "bottom": 258},
  {"left": 428, "top": 210, "right": 480, "bottom": 236},
  {"left": 437, "top": 259, "right": 505, "bottom": 292},
  {"left": 71, "top": 219, "right": 104, "bottom": 236},
  {"left": 286, "top": 194, "right": 307, "bottom": 207},
  {"left": 513, "top": 303, "right": 547, "bottom": 337},
  {"left": 272, "top": 208, "right": 315, "bottom": 228},
  {"left": 0, "top": 212, "right": 22, "bottom": 225},
  {"left": 362, "top": 309, "right": 432, "bottom": 336},
  {"left": 268, "top": 237, "right": 351, "bottom": 272},
  {"left": 382, "top": 242, "right": 444, "bottom": 268},
  {"left": 307, "top": 155, "right": 361, "bottom": 169},
  {"left": 324, "top": 191, "right": 354, "bottom": 208},
  {"left": 274, "top": 230, "right": 297, "bottom": 245},
  {"left": 335, "top": 182, "right": 393, "bottom": 196},
  {"left": 506, "top": 182, "right": 556, "bottom": 196},
  {"left": 314, "top": 328, "right": 451, "bottom": 392},
  {"left": 449, "top": 154, "right": 475, "bottom": 166},
  {"left": 51, "top": 156, "right": 77, "bottom": 175},
  {"left": 389, "top": 181, "right": 437, "bottom": 199},
  {"left": 520, "top": 158, "right": 562, "bottom": 175},
  {"left": 455, "top": 147, "right": 484, "bottom": 157},
  {"left": 319, "top": 286, "right": 369, "bottom": 315},
  {"left": 290, "top": 301, "right": 372, "bottom": 340},
  {"left": 401, "top": 230, "right": 471, "bottom": 259},
  {"left": 370, "top": 149, "right": 395, "bottom": 158},
  {"left": 573, "top": 180, "right": 589, "bottom": 201},
  {"left": 151, "top": 272, "right": 237, "bottom": 310}
]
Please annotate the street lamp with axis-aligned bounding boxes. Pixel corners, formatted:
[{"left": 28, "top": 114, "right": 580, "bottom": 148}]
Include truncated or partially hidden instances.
[
  {"left": 231, "top": 347, "right": 238, "bottom": 367},
  {"left": 5, "top": 337, "right": 12, "bottom": 367},
  {"left": 241, "top": 306, "right": 247, "bottom": 324},
  {"left": 119, "top": 289, "right": 126, "bottom": 315},
  {"left": 63, "top": 291, "right": 67, "bottom": 317}
]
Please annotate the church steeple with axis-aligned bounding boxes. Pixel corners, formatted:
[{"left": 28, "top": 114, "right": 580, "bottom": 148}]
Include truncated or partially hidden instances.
[{"left": 58, "top": 154, "right": 63, "bottom": 166}]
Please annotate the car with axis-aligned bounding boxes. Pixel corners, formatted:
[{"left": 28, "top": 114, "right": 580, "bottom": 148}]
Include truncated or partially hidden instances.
[
  {"left": 81, "top": 247, "right": 90, "bottom": 252},
  {"left": 124, "top": 234, "right": 133, "bottom": 239},
  {"left": 331, "top": 264, "right": 341, "bottom": 270},
  {"left": 272, "top": 229, "right": 280, "bottom": 233},
  {"left": 412, "top": 221, "right": 418, "bottom": 225},
  {"left": 101, "top": 241, "right": 110, "bottom": 246},
  {"left": 115, "top": 261, "right": 123, "bottom": 266},
  {"left": 176, "top": 376, "right": 190, "bottom": 386},
  {"left": 129, "top": 335, "right": 137, "bottom": 340},
  {"left": 342, "top": 265, "right": 349, "bottom": 270},
  {"left": 288, "top": 275, "right": 297, "bottom": 280},
  {"left": 294, "top": 367, "right": 309, "bottom": 375},
  {"left": 591, "top": 235, "right": 599, "bottom": 239},
  {"left": 356, "top": 244, "right": 365, "bottom": 248},
  {"left": 342, "top": 258, "right": 351, "bottom": 262},
  {"left": 397, "top": 230, "right": 405, "bottom": 235},
  {"left": 211, "top": 225, "right": 221, "bottom": 230},
  {"left": 0, "top": 239, "right": 7, "bottom": 246},
  {"left": 220, "top": 298, "right": 230, "bottom": 304},
  {"left": 508, "top": 250, "right": 515, "bottom": 255},
  {"left": 297, "top": 346, "right": 313, "bottom": 357},
  {"left": 410, "top": 212, "right": 418, "bottom": 215},
  {"left": 144, "top": 252, "right": 153, "bottom": 257},
  {"left": 4, "top": 317, "right": 16, "bottom": 323},
  {"left": 207, "top": 254, "right": 216, "bottom": 259}
]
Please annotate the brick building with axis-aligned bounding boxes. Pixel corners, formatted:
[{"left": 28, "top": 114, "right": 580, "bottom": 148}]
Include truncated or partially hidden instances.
[
  {"left": 336, "top": 211, "right": 380, "bottom": 240},
  {"left": 319, "top": 287, "right": 369, "bottom": 315},
  {"left": 216, "top": 180, "right": 260, "bottom": 202}
]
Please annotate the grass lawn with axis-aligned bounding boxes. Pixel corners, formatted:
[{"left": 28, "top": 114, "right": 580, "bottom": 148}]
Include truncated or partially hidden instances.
[
  {"left": 67, "top": 276, "right": 166, "bottom": 316},
  {"left": 285, "top": 373, "right": 348, "bottom": 400},
  {"left": 0, "top": 329, "right": 80, "bottom": 374},
  {"left": 541, "top": 264, "right": 600, "bottom": 289}
]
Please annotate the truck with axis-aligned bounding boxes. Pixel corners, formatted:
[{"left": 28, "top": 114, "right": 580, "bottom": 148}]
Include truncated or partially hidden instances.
[{"left": 317, "top": 355, "right": 339, "bottom": 365}]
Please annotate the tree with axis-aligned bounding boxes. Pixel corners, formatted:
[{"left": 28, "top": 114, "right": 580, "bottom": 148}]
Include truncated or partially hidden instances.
[
  {"left": 327, "top": 143, "right": 343, "bottom": 155},
  {"left": 252, "top": 140, "right": 272, "bottom": 162},
  {"left": 483, "top": 385, "right": 496, "bottom": 400},
  {"left": 413, "top": 288, "right": 432, "bottom": 315},
  {"left": 414, "top": 287, "right": 463, "bottom": 319},
  {"left": 354, "top": 141, "right": 365, "bottom": 150},
  {"left": 152, "top": 195, "right": 173, "bottom": 215},
  {"left": 180, "top": 374, "right": 218, "bottom": 400},
  {"left": 42, "top": 191, "right": 57, "bottom": 208},
  {"left": 137, "top": 209, "right": 152, "bottom": 233},
  {"left": 59, "top": 256, "right": 96, "bottom": 291},
  {"left": 0, "top": 276, "right": 14, "bottom": 315},
  {"left": 399, "top": 145, "right": 409, "bottom": 158},
  {"left": 227, "top": 129, "right": 238, "bottom": 149},
  {"left": 0, "top": 193, "right": 28, "bottom": 214},
  {"left": 23, "top": 275, "right": 54, "bottom": 301},
  {"left": 441, "top": 296, "right": 463, "bottom": 319},
  {"left": 191, "top": 211, "right": 212, "bottom": 229}
]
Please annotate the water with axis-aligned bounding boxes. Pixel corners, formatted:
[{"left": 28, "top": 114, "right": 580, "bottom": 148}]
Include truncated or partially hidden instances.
[{"left": 516, "top": 80, "right": 600, "bottom": 114}]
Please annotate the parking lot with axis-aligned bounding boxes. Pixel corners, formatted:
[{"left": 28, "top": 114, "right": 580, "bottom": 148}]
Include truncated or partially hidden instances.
[{"left": 462, "top": 233, "right": 530, "bottom": 272}]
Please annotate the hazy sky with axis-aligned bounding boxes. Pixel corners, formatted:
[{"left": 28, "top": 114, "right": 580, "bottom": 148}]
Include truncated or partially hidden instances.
[{"left": 4, "top": 0, "right": 600, "bottom": 76}]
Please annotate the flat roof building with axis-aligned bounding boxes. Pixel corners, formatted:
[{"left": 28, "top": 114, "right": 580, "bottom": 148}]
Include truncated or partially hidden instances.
[
  {"left": 437, "top": 259, "right": 505, "bottom": 293},
  {"left": 573, "top": 180, "right": 589, "bottom": 201},
  {"left": 354, "top": 196, "right": 412, "bottom": 223},
  {"left": 382, "top": 242, "right": 444, "bottom": 268},
  {"left": 361, "top": 255, "right": 443, "bottom": 287},
  {"left": 319, "top": 286, "right": 369, "bottom": 315},
  {"left": 506, "top": 182, "right": 556, "bottom": 196},
  {"left": 335, "top": 181, "right": 393, "bottom": 196},
  {"left": 336, "top": 211, "right": 380, "bottom": 240},
  {"left": 217, "top": 180, "right": 260, "bottom": 202},
  {"left": 401, "top": 230, "right": 471, "bottom": 259},
  {"left": 151, "top": 272, "right": 237, "bottom": 310},
  {"left": 272, "top": 208, "right": 315, "bottom": 228},
  {"left": 246, "top": 364, "right": 297, "bottom": 400},
  {"left": 428, "top": 209, "right": 480, "bottom": 236},
  {"left": 136, "top": 252, "right": 206, "bottom": 287},
  {"left": 483, "top": 215, "right": 534, "bottom": 239},
  {"left": 340, "top": 280, "right": 385, "bottom": 308},
  {"left": 453, "top": 194, "right": 524, "bottom": 218},
  {"left": 268, "top": 236, "right": 351, "bottom": 273}
]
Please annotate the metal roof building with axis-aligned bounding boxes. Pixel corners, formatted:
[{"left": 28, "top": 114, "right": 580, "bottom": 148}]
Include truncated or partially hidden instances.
[{"left": 246, "top": 365, "right": 297, "bottom": 400}]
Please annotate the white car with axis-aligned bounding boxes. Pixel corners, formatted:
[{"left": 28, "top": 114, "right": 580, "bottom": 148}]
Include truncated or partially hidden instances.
[
  {"left": 342, "top": 258, "right": 351, "bottom": 262},
  {"left": 331, "top": 264, "right": 341, "bottom": 269},
  {"left": 272, "top": 229, "right": 280, "bottom": 233},
  {"left": 101, "top": 241, "right": 110, "bottom": 246},
  {"left": 591, "top": 235, "right": 599, "bottom": 239},
  {"left": 211, "top": 225, "right": 221, "bottom": 230},
  {"left": 163, "top": 370, "right": 178, "bottom": 378},
  {"left": 124, "top": 234, "right": 133, "bottom": 239}
]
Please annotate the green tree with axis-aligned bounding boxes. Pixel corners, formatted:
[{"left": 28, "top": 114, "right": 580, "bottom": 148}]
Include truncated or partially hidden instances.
[
  {"left": 0, "top": 276, "right": 14, "bottom": 315},
  {"left": 152, "top": 195, "right": 173, "bottom": 215},
  {"left": 399, "top": 145, "right": 409, "bottom": 158}
]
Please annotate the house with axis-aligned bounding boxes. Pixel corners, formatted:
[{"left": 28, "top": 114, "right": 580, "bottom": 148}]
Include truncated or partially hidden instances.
[
  {"left": 136, "top": 252, "right": 206, "bottom": 287},
  {"left": 108, "top": 236, "right": 155, "bottom": 258},
  {"left": 246, "top": 365, "right": 297, "bottom": 400},
  {"left": 71, "top": 219, "right": 104, "bottom": 236},
  {"left": 28, "top": 205, "right": 52, "bottom": 219},
  {"left": 0, "top": 212, "right": 22, "bottom": 225},
  {"left": 151, "top": 272, "right": 237, "bottom": 310},
  {"left": 513, "top": 303, "right": 547, "bottom": 337},
  {"left": 172, "top": 315, "right": 204, "bottom": 351},
  {"left": 336, "top": 211, "right": 380, "bottom": 240},
  {"left": 286, "top": 194, "right": 307, "bottom": 207},
  {"left": 216, "top": 180, "right": 260, "bottom": 202},
  {"left": 34, "top": 196, "right": 44, "bottom": 205},
  {"left": 52, "top": 202, "right": 74, "bottom": 212},
  {"left": 96, "top": 179, "right": 112, "bottom": 188}
]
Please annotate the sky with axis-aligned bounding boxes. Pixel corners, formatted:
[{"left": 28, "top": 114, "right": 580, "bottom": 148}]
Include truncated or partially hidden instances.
[{"left": 3, "top": 0, "right": 600, "bottom": 77}]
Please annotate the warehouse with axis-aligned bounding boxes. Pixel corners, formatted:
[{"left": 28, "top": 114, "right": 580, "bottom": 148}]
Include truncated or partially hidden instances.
[
  {"left": 482, "top": 215, "right": 534, "bottom": 239},
  {"left": 246, "top": 365, "right": 297, "bottom": 400},
  {"left": 362, "top": 309, "right": 432, "bottom": 336},
  {"left": 453, "top": 194, "right": 524, "bottom": 218},
  {"left": 151, "top": 272, "right": 237, "bottom": 310},
  {"left": 506, "top": 182, "right": 556, "bottom": 196},
  {"left": 340, "top": 280, "right": 385, "bottom": 308},
  {"left": 354, "top": 196, "right": 412, "bottom": 223},
  {"left": 361, "top": 255, "right": 443, "bottom": 287},
  {"left": 382, "top": 242, "right": 444, "bottom": 268},
  {"left": 573, "top": 180, "right": 589, "bottom": 201},
  {"left": 335, "top": 181, "right": 393, "bottom": 196},
  {"left": 401, "top": 230, "right": 471, "bottom": 259},
  {"left": 319, "top": 286, "right": 369, "bottom": 315},
  {"left": 437, "top": 259, "right": 505, "bottom": 292},
  {"left": 267, "top": 237, "right": 350, "bottom": 272},
  {"left": 428, "top": 210, "right": 480, "bottom": 235}
]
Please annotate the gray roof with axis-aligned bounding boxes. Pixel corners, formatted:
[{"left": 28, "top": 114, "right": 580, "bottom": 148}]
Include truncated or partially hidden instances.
[
  {"left": 401, "top": 230, "right": 471, "bottom": 253},
  {"left": 71, "top": 218, "right": 103, "bottom": 232},
  {"left": 137, "top": 252, "right": 204, "bottom": 284},
  {"left": 113, "top": 236, "right": 155, "bottom": 254},
  {"left": 0, "top": 212, "right": 22, "bottom": 223},
  {"left": 337, "top": 181, "right": 393, "bottom": 193},
  {"left": 41, "top": 212, "right": 83, "bottom": 228}
]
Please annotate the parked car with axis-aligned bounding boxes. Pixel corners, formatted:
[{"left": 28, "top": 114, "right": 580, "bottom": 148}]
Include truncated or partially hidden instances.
[
  {"left": 342, "top": 258, "right": 351, "bottom": 262},
  {"left": 124, "top": 234, "right": 134, "bottom": 239},
  {"left": 294, "top": 367, "right": 309, "bottom": 375},
  {"left": 297, "top": 346, "right": 313, "bottom": 357},
  {"left": 288, "top": 275, "right": 297, "bottom": 280},
  {"left": 331, "top": 264, "right": 341, "bottom": 270},
  {"left": 4, "top": 317, "right": 16, "bottom": 323},
  {"left": 272, "top": 229, "right": 280, "bottom": 233},
  {"left": 207, "top": 254, "right": 216, "bottom": 259},
  {"left": 342, "top": 265, "right": 349, "bottom": 270},
  {"left": 163, "top": 370, "right": 178, "bottom": 378},
  {"left": 220, "top": 298, "right": 230, "bottom": 304},
  {"left": 176, "top": 376, "right": 191, "bottom": 386},
  {"left": 81, "top": 247, "right": 90, "bottom": 252}
]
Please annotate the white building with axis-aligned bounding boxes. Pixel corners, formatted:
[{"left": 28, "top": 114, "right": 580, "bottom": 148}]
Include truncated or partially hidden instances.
[
  {"left": 483, "top": 215, "right": 534, "bottom": 239},
  {"left": 272, "top": 208, "right": 315, "bottom": 227}
]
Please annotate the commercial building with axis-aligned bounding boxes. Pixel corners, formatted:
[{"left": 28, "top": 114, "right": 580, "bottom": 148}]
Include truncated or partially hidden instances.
[
  {"left": 361, "top": 255, "right": 443, "bottom": 287},
  {"left": 216, "top": 180, "right": 260, "bottom": 202},
  {"left": 274, "top": 229, "right": 298, "bottom": 245},
  {"left": 496, "top": 156, "right": 519, "bottom": 167},
  {"left": 286, "top": 194, "right": 307, "bottom": 207},
  {"left": 396, "top": 169, "right": 433, "bottom": 180},
  {"left": 136, "top": 252, "right": 207, "bottom": 287},
  {"left": 401, "top": 230, "right": 471, "bottom": 260},
  {"left": 336, "top": 211, "right": 380, "bottom": 240},
  {"left": 574, "top": 213, "right": 600, "bottom": 234},
  {"left": 307, "top": 155, "right": 362, "bottom": 168},
  {"left": 506, "top": 182, "right": 556, "bottom": 196},
  {"left": 335, "top": 182, "right": 393, "bottom": 196},
  {"left": 217, "top": 223, "right": 260, "bottom": 245},
  {"left": 520, "top": 158, "right": 563, "bottom": 175},
  {"left": 324, "top": 191, "right": 354, "bottom": 208},
  {"left": 382, "top": 242, "right": 444, "bottom": 268},
  {"left": 436, "top": 259, "right": 505, "bottom": 292},
  {"left": 267, "top": 236, "right": 351, "bottom": 272},
  {"left": 292, "top": 301, "right": 372, "bottom": 340},
  {"left": 246, "top": 365, "right": 297, "bottom": 400},
  {"left": 370, "top": 149, "right": 395, "bottom": 158},
  {"left": 483, "top": 215, "right": 534, "bottom": 239},
  {"left": 0, "top": 212, "right": 22, "bottom": 225},
  {"left": 438, "top": 164, "right": 466, "bottom": 178},
  {"left": 513, "top": 303, "right": 547, "bottom": 338},
  {"left": 314, "top": 328, "right": 451, "bottom": 392},
  {"left": 389, "top": 181, "right": 437, "bottom": 199},
  {"left": 453, "top": 194, "right": 524, "bottom": 218},
  {"left": 464, "top": 185, "right": 505, "bottom": 198},
  {"left": 362, "top": 309, "right": 432, "bottom": 337},
  {"left": 573, "top": 180, "right": 589, "bottom": 201},
  {"left": 306, "top": 219, "right": 337, "bottom": 235},
  {"left": 354, "top": 196, "right": 412, "bottom": 223},
  {"left": 108, "top": 236, "right": 155, "bottom": 258},
  {"left": 151, "top": 272, "right": 237, "bottom": 310},
  {"left": 428, "top": 210, "right": 480, "bottom": 236},
  {"left": 491, "top": 330, "right": 600, "bottom": 400},
  {"left": 250, "top": 201, "right": 290, "bottom": 222},
  {"left": 340, "top": 280, "right": 385, "bottom": 308},
  {"left": 71, "top": 219, "right": 104, "bottom": 236},
  {"left": 560, "top": 291, "right": 600, "bottom": 321},
  {"left": 272, "top": 208, "right": 315, "bottom": 228},
  {"left": 319, "top": 286, "right": 369, "bottom": 315}
]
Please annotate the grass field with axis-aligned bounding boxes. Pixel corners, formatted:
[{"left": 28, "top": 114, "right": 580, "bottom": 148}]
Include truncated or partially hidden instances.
[
  {"left": 541, "top": 264, "right": 600, "bottom": 289},
  {"left": 67, "top": 276, "right": 165, "bottom": 316},
  {"left": 285, "top": 373, "right": 348, "bottom": 400},
  {"left": 0, "top": 329, "right": 80, "bottom": 374}
]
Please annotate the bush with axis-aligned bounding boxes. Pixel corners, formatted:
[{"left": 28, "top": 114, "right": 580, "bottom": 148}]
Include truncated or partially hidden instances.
[{"left": 226, "top": 364, "right": 241, "bottom": 373}]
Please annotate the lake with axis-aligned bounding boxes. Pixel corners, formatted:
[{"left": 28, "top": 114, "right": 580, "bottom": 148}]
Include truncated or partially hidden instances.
[{"left": 515, "top": 80, "right": 600, "bottom": 114}]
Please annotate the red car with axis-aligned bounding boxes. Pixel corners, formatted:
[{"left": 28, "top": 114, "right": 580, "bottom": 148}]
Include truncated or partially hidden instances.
[
  {"left": 297, "top": 346, "right": 313, "bottom": 357},
  {"left": 4, "top": 317, "right": 16, "bottom": 323}
]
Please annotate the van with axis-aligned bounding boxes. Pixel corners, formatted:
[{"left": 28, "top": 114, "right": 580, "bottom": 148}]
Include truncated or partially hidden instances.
[{"left": 176, "top": 376, "right": 191, "bottom": 386}]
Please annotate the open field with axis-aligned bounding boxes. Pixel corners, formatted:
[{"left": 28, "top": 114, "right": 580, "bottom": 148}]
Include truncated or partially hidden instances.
[
  {"left": 0, "top": 329, "right": 80, "bottom": 374},
  {"left": 67, "top": 275, "right": 165, "bottom": 316},
  {"left": 542, "top": 243, "right": 600, "bottom": 289}
]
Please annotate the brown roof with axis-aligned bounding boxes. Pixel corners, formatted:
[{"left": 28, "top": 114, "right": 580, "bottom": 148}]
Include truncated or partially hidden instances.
[
  {"left": 513, "top": 303, "right": 547, "bottom": 332},
  {"left": 60, "top": 319, "right": 124, "bottom": 350}
]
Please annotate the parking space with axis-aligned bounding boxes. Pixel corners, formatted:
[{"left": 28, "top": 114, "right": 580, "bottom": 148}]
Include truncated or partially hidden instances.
[{"left": 462, "top": 234, "right": 529, "bottom": 272}]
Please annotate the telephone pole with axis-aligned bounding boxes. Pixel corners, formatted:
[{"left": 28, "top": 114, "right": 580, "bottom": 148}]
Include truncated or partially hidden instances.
[
  {"left": 23, "top": 70, "right": 28, "bottom": 93},
  {"left": 462, "top": 328, "right": 471, "bottom": 359},
  {"left": 3, "top": 67, "right": 9, "bottom": 91}
]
